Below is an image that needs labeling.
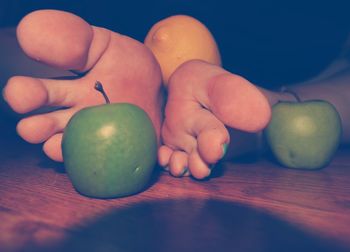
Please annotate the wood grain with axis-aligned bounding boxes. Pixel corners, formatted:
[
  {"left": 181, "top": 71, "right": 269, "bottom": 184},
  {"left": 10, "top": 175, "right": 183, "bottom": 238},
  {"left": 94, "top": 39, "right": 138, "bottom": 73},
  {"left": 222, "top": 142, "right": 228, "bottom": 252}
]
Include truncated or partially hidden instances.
[{"left": 1, "top": 121, "right": 350, "bottom": 252}]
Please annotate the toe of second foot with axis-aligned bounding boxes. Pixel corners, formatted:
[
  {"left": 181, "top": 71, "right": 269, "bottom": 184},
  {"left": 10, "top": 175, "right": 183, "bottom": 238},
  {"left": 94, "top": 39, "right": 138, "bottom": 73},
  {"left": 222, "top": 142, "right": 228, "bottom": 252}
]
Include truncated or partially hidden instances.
[
  {"left": 187, "top": 151, "right": 212, "bottom": 180},
  {"left": 197, "top": 128, "right": 229, "bottom": 164}
]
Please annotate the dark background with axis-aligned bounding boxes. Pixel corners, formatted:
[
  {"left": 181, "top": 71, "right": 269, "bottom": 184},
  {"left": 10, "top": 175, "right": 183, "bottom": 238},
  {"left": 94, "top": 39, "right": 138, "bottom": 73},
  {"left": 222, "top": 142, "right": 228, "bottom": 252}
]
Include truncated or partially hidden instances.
[{"left": 0, "top": 0, "right": 349, "bottom": 88}]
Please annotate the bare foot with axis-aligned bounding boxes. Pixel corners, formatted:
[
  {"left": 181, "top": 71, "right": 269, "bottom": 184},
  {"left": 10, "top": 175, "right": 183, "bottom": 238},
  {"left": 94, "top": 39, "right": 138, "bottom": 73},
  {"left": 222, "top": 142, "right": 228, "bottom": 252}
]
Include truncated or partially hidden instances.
[
  {"left": 158, "top": 60, "right": 291, "bottom": 179},
  {"left": 2, "top": 10, "right": 163, "bottom": 162}
]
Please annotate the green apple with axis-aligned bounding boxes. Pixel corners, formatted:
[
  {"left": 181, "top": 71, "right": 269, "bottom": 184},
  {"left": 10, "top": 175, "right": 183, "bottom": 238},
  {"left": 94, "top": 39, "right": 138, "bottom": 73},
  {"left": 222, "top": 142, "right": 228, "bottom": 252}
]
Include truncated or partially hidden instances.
[
  {"left": 265, "top": 98, "right": 342, "bottom": 169},
  {"left": 62, "top": 82, "right": 157, "bottom": 198}
]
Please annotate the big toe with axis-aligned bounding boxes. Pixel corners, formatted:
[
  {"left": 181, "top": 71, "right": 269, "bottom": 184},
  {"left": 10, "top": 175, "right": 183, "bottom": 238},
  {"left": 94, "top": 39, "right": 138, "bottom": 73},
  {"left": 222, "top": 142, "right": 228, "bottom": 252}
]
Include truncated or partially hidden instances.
[
  {"left": 17, "top": 9, "right": 93, "bottom": 71},
  {"left": 188, "top": 150, "right": 212, "bottom": 179},
  {"left": 187, "top": 107, "right": 230, "bottom": 165},
  {"left": 197, "top": 127, "right": 229, "bottom": 164}
]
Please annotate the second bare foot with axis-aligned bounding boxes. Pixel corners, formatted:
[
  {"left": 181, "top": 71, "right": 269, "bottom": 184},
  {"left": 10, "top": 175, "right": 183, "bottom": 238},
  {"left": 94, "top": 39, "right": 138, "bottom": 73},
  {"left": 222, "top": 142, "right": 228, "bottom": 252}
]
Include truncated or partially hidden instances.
[{"left": 158, "top": 60, "right": 271, "bottom": 179}]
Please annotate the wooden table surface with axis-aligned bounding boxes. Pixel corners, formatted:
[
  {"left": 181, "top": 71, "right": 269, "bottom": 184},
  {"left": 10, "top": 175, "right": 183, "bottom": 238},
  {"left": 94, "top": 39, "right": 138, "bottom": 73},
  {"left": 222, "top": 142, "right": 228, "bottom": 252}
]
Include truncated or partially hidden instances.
[{"left": 1, "top": 120, "right": 350, "bottom": 252}]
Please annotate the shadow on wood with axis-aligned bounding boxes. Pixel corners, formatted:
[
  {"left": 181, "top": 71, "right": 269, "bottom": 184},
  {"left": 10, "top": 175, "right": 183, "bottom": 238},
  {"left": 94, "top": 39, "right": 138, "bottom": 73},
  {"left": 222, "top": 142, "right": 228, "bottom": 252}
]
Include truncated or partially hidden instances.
[{"left": 26, "top": 199, "right": 348, "bottom": 252}]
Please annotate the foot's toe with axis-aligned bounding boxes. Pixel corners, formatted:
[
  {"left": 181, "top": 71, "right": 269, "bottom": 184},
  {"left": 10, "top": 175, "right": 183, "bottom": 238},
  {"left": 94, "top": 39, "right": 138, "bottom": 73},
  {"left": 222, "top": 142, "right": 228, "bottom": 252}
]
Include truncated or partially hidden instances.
[
  {"left": 43, "top": 133, "right": 63, "bottom": 162},
  {"left": 3, "top": 76, "right": 48, "bottom": 114},
  {"left": 186, "top": 109, "right": 229, "bottom": 174},
  {"left": 168, "top": 150, "right": 189, "bottom": 177},
  {"left": 17, "top": 115, "right": 56, "bottom": 144},
  {"left": 16, "top": 108, "right": 76, "bottom": 144},
  {"left": 3, "top": 76, "right": 78, "bottom": 114},
  {"left": 197, "top": 127, "right": 229, "bottom": 164},
  {"left": 186, "top": 122, "right": 228, "bottom": 179},
  {"left": 17, "top": 10, "right": 93, "bottom": 71},
  {"left": 158, "top": 145, "right": 173, "bottom": 168},
  {"left": 188, "top": 150, "right": 211, "bottom": 180}
]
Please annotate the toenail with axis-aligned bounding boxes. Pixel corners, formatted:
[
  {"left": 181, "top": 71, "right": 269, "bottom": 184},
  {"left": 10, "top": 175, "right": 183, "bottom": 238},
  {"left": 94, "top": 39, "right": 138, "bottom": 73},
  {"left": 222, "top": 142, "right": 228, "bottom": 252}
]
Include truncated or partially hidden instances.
[
  {"left": 183, "top": 170, "right": 190, "bottom": 176},
  {"left": 221, "top": 143, "right": 228, "bottom": 159},
  {"left": 180, "top": 167, "right": 188, "bottom": 176},
  {"left": 206, "top": 168, "right": 212, "bottom": 177}
]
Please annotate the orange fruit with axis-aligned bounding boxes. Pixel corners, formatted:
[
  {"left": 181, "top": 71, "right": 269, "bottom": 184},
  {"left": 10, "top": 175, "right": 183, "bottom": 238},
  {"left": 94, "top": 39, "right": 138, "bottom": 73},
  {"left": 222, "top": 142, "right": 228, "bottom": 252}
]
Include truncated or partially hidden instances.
[{"left": 144, "top": 15, "right": 221, "bottom": 87}]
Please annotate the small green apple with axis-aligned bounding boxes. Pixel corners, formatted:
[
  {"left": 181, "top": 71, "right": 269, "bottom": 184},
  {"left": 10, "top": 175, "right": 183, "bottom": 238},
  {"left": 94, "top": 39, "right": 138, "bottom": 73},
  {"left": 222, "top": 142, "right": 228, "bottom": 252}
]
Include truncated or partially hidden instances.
[
  {"left": 62, "top": 82, "right": 157, "bottom": 198},
  {"left": 265, "top": 97, "right": 342, "bottom": 169}
]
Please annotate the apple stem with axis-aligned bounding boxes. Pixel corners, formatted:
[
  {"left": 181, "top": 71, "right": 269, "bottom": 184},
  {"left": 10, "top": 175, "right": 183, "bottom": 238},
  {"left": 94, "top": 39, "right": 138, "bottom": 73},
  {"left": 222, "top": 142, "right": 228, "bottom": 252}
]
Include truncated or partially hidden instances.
[
  {"left": 94, "top": 81, "right": 110, "bottom": 104},
  {"left": 280, "top": 86, "right": 302, "bottom": 102}
]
